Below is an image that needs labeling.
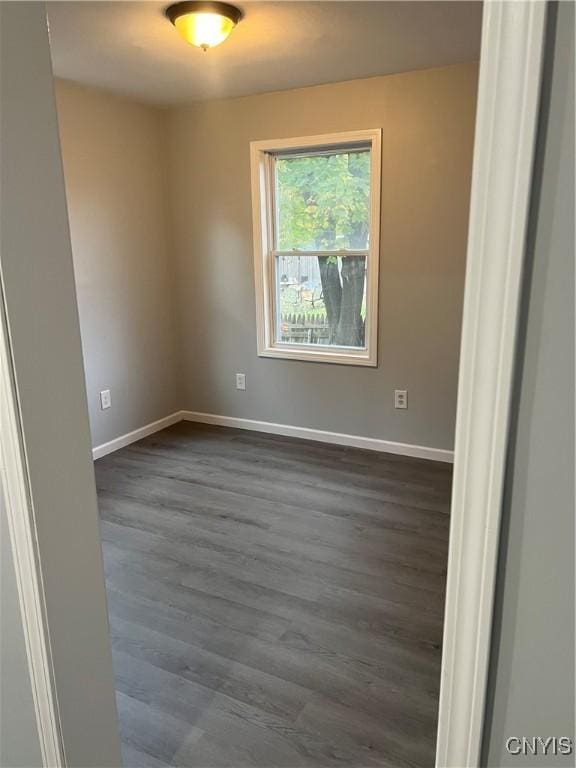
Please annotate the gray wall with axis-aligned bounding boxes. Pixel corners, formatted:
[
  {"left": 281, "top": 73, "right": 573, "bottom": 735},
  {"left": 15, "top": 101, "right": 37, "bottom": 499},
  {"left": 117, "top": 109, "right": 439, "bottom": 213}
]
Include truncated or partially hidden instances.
[
  {"left": 483, "top": 2, "right": 575, "bottom": 764},
  {"left": 0, "top": 3, "right": 121, "bottom": 765},
  {"left": 167, "top": 64, "right": 478, "bottom": 451},
  {"left": 0, "top": 486, "right": 42, "bottom": 768},
  {"left": 55, "top": 80, "right": 181, "bottom": 449}
]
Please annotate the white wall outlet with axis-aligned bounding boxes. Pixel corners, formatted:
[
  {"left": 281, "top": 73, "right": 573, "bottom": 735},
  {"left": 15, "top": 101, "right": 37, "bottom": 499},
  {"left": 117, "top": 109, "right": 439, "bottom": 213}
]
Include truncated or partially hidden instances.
[
  {"left": 394, "top": 389, "right": 408, "bottom": 409},
  {"left": 100, "top": 389, "right": 112, "bottom": 410},
  {"left": 235, "top": 373, "right": 246, "bottom": 391}
]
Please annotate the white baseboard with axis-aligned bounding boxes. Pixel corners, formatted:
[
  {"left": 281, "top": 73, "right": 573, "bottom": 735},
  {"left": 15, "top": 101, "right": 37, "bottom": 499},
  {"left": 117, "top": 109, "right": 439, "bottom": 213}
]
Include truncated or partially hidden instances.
[
  {"left": 93, "top": 409, "right": 454, "bottom": 463},
  {"left": 181, "top": 410, "right": 454, "bottom": 463},
  {"left": 92, "top": 412, "right": 182, "bottom": 460}
]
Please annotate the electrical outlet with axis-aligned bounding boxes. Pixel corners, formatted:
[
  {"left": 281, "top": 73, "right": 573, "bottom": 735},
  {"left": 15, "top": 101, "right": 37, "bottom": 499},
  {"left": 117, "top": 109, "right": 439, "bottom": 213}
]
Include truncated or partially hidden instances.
[
  {"left": 235, "top": 373, "right": 246, "bottom": 391},
  {"left": 394, "top": 389, "right": 408, "bottom": 409},
  {"left": 100, "top": 389, "right": 112, "bottom": 410}
]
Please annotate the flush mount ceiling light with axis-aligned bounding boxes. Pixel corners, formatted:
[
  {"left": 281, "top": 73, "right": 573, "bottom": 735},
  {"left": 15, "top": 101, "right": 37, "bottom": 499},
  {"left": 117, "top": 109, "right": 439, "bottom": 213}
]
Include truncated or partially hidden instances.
[{"left": 165, "top": 1, "right": 242, "bottom": 51}]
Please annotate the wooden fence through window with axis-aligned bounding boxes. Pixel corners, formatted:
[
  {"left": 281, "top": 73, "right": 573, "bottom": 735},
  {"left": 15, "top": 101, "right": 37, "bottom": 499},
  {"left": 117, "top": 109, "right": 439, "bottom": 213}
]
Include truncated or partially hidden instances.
[{"left": 280, "top": 313, "right": 330, "bottom": 344}]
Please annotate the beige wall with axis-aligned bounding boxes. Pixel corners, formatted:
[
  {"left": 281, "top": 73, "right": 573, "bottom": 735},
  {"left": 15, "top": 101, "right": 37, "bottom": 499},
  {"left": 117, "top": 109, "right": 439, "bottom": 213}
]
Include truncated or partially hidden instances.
[
  {"left": 55, "top": 80, "right": 180, "bottom": 449},
  {"left": 166, "top": 63, "right": 477, "bottom": 450},
  {"left": 56, "top": 64, "right": 477, "bottom": 453},
  {"left": 0, "top": 4, "right": 121, "bottom": 763}
]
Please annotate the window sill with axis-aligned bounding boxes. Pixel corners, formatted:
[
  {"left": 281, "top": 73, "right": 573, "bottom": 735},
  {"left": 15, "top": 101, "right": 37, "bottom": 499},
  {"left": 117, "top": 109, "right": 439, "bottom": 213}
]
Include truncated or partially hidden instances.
[{"left": 258, "top": 344, "right": 377, "bottom": 367}]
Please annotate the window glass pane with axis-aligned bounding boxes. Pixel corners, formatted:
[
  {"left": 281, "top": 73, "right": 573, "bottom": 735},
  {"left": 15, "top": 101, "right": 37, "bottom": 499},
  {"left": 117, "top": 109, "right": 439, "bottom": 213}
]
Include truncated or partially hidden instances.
[
  {"left": 276, "top": 253, "right": 367, "bottom": 348},
  {"left": 275, "top": 149, "right": 371, "bottom": 251}
]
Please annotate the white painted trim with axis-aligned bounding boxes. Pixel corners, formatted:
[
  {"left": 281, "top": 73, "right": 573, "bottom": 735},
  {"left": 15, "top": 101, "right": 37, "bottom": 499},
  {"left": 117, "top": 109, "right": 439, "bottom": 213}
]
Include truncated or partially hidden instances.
[
  {"left": 436, "top": 3, "right": 547, "bottom": 767},
  {"left": 250, "top": 129, "right": 381, "bottom": 367},
  {"left": 91, "top": 409, "right": 454, "bottom": 463},
  {"left": 250, "top": 130, "right": 383, "bottom": 155},
  {"left": 251, "top": 343, "right": 378, "bottom": 366},
  {"left": 272, "top": 249, "right": 369, "bottom": 259},
  {"left": 92, "top": 411, "right": 183, "bottom": 460},
  {"left": 0, "top": 291, "right": 65, "bottom": 766},
  {"left": 181, "top": 410, "right": 454, "bottom": 463}
]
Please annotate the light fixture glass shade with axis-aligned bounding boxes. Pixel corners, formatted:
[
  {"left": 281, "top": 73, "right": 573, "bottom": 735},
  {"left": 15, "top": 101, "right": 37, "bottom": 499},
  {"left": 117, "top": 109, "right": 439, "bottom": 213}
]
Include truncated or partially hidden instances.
[
  {"left": 174, "top": 11, "right": 235, "bottom": 49},
  {"left": 166, "top": 2, "right": 242, "bottom": 50}
]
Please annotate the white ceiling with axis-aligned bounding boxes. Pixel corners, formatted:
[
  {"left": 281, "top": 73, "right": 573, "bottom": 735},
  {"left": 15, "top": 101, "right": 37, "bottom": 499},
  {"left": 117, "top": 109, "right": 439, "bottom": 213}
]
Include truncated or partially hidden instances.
[{"left": 47, "top": 1, "right": 482, "bottom": 107}]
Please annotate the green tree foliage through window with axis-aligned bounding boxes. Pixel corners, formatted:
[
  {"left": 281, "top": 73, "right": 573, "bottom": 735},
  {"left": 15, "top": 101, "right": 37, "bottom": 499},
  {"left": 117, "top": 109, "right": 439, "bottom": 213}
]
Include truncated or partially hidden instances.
[
  {"left": 275, "top": 149, "right": 371, "bottom": 347},
  {"left": 276, "top": 150, "right": 370, "bottom": 251}
]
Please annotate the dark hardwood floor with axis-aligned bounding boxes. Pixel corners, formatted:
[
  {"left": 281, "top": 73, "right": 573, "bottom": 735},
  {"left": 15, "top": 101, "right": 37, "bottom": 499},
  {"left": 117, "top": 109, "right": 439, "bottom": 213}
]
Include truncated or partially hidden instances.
[{"left": 95, "top": 422, "right": 452, "bottom": 768}]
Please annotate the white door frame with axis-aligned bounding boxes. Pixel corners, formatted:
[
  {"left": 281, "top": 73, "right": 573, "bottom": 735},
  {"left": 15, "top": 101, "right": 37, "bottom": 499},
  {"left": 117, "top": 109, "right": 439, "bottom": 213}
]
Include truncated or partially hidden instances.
[
  {"left": 0, "top": 2, "right": 547, "bottom": 766},
  {"left": 435, "top": 2, "right": 547, "bottom": 766},
  {"left": 0, "top": 289, "right": 64, "bottom": 766}
]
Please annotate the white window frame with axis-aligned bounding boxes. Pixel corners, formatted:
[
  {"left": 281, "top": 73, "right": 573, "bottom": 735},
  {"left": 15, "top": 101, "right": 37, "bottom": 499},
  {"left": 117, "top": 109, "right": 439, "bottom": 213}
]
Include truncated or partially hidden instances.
[{"left": 250, "top": 129, "right": 381, "bottom": 366}]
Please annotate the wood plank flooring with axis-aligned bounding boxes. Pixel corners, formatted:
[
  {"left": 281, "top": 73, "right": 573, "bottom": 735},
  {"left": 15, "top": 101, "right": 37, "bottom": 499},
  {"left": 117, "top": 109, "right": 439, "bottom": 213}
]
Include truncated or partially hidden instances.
[{"left": 95, "top": 422, "right": 452, "bottom": 768}]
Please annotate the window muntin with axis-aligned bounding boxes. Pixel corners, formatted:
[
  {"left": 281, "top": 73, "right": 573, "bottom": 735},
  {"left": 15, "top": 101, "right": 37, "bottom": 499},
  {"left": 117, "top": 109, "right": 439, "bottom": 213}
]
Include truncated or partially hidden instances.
[{"left": 251, "top": 131, "right": 381, "bottom": 366}]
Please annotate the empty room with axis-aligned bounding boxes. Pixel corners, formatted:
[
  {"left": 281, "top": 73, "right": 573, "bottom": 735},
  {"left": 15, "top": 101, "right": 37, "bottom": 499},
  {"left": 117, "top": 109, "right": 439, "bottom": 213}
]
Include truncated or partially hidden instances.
[
  {"left": 3, "top": 1, "right": 574, "bottom": 766},
  {"left": 43, "top": 2, "right": 481, "bottom": 766}
]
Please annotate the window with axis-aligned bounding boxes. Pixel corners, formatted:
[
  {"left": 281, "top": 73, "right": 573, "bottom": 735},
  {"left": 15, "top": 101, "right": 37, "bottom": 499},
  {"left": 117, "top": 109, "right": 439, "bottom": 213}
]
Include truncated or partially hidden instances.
[{"left": 250, "top": 130, "right": 381, "bottom": 366}]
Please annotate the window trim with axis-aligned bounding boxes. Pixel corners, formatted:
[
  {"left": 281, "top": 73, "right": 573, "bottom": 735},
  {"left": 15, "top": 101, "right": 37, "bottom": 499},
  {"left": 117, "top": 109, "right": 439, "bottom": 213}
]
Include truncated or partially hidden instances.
[{"left": 250, "top": 129, "right": 382, "bottom": 366}]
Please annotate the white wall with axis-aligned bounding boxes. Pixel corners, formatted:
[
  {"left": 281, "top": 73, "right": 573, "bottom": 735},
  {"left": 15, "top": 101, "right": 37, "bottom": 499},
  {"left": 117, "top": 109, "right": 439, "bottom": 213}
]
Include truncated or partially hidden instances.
[{"left": 55, "top": 80, "right": 180, "bottom": 449}]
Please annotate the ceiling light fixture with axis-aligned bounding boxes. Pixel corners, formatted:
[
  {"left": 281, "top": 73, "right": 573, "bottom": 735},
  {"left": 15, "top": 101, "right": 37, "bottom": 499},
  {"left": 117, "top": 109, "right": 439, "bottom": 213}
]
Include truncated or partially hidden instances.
[{"left": 165, "top": 1, "right": 242, "bottom": 51}]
